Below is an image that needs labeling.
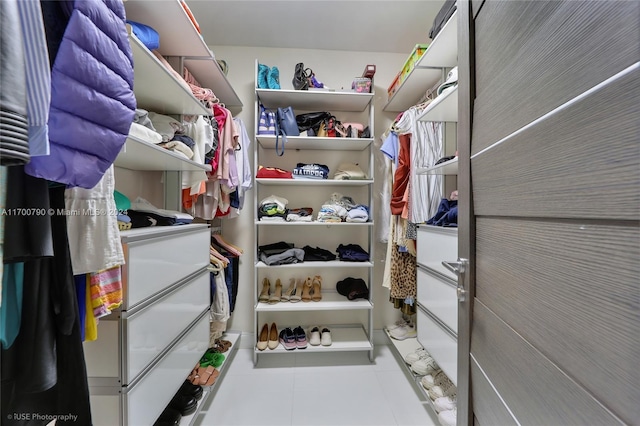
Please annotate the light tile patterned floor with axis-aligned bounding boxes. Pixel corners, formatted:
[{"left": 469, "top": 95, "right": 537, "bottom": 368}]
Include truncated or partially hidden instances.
[{"left": 193, "top": 345, "right": 438, "bottom": 426}]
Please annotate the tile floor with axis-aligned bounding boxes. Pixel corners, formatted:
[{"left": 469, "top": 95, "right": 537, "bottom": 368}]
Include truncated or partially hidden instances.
[{"left": 193, "top": 345, "right": 439, "bottom": 426}]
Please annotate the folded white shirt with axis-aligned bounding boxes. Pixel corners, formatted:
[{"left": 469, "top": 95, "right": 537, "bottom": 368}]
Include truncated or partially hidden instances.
[{"left": 130, "top": 197, "right": 193, "bottom": 220}]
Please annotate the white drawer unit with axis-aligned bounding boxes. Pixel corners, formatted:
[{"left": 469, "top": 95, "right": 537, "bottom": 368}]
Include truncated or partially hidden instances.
[
  {"left": 121, "top": 225, "right": 210, "bottom": 309},
  {"left": 417, "top": 265, "right": 458, "bottom": 334},
  {"left": 417, "top": 304, "right": 458, "bottom": 386},
  {"left": 416, "top": 225, "right": 458, "bottom": 281}
]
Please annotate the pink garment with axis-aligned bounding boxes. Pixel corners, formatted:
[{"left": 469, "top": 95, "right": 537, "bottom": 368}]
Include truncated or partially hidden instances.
[{"left": 216, "top": 108, "right": 239, "bottom": 184}]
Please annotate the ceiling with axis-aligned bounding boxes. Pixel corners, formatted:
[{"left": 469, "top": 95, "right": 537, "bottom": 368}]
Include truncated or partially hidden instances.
[{"left": 186, "top": 1, "right": 446, "bottom": 54}]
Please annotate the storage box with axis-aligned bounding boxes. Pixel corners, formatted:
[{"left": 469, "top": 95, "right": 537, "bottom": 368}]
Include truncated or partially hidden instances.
[
  {"left": 398, "top": 44, "right": 429, "bottom": 85},
  {"left": 352, "top": 77, "right": 372, "bottom": 93},
  {"left": 387, "top": 71, "right": 402, "bottom": 98}
]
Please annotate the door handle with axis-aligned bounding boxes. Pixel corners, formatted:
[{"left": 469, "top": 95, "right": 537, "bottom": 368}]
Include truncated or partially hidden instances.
[{"left": 442, "top": 258, "right": 468, "bottom": 302}]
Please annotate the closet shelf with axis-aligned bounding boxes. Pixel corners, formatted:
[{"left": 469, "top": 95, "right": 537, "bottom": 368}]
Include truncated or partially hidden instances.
[
  {"left": 255, "top": 260, "right": 373, "bottom": 269},
  {"left": 257, "top": 136, "right": 372, "bottom": 151},
  {"left": 115, "top": 134, "right": 212, "bottom": 172},
  {"left": 384, "top": 11, "right": 458, "bottom": 112},
  {"left": 256, "top": 178, "right": 374, "bottom": 186},
  {"left": 255, "top": 221, "right": 373, "bottom": 226},
  {"left": 256, "top": 293, "right": 372, "bottom": 312},
  {"left": 254, "top": 326, "right": 372, "bottom": 354},
  {"left": 181, "top": 332, "right": 241, "bottom": 426},
  {"left": 417, "top": 157, "right": 458, "bottom": 175},
  {"left": 128, "top": 32, "right": 210, "bottom": 116},
  {"left": 256, "top": 89, "right": 374, "bottom": 112},
  {"left": 183, "top": 58, "right": 243, "bottom": 108},
  {"left": 417, "top": 86, "right": 458, "bottom": 122}
]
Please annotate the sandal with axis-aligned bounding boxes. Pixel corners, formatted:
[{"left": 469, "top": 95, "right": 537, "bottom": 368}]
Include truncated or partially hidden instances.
[
  {"left": 200, "top": 351, "right": 225, "bottom": 368},
  {"left": 196, "top": 365, "right": 216, "bottom": 386},
  {"left": 203, "top": 367, "right": 220, "bottom": 387}
]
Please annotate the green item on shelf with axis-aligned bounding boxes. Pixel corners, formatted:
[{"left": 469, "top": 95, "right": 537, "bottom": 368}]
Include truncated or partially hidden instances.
[{"left": 199, "top": 350, "right": 225, "bottom": 368}]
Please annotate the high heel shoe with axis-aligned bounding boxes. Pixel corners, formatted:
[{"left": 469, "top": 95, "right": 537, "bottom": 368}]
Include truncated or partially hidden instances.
[
  {"left": 259, "top": 278, "right": 270, "bottom": 303},
  {"left": 256, "top": 323, "right": 269, "bottom": 351},
  {"left": 268, "top": 323, "right": 279, "bottom": 350},
  {"left": 311, "top": 275, "right": 322, "bottom": 301},
  {"left": 269, "top": 279, "right": 282, "bottom": 304},
  {"left": 290, "top": 278, "right": 304, "bottom": 303},
  {"left": 301, "top": 277, "right": 313, "bottom": 302},
  {"left": 281, "top": 278, "right": 296, "bottom": 302}
]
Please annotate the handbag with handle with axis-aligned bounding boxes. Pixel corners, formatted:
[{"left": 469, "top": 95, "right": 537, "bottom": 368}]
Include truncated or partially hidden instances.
[
  {"left": 275, "top": 106, "right": 299, "bottom": 156},
  {"left": 296, "top": 111, "right": 332, "bottom": 133},
  {"left": 258, "top": 104, "right": 276, "bottom": 135},
  {"left": 292, "top": 63, "right": 312, "bottom": 90}
]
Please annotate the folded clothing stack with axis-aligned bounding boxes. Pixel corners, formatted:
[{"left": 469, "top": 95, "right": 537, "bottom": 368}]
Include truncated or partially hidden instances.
[
  {"left": 258, "top": 194, "right": 288, "bottom": 222},
  {"left": 286, "top": 207, "right": 313, "bottom": 222},
  {"left": 303, "top": 245, "right": 337, "bottom": 262},
  {"left": 333, "top": 162, "right": 367, "bottom": 180},
  {"left": 336, "top": 244, "right": 370, "bottom": 262},
  {"left": 256, "top": 165, "right": 293, "bottom": 179},
  {"left": 128, "top": 197, "right": 193, "bottom": 227},
  {"left": 346, "top": 205, "right": 369, "bottom": 223},
  {"left": 292, "top": 163, "right": 329, "bottom": 180},
  {"left": 317, "top": 192, "right": 369, "bottom": 223},
  {"left": 258, "top": 241, "right": 304, "bottom": 266}
]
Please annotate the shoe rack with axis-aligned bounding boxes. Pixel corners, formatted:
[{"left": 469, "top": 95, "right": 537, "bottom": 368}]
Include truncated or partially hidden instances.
[{"left": 253, "top": 59, "right": 375, "bottom": 364}]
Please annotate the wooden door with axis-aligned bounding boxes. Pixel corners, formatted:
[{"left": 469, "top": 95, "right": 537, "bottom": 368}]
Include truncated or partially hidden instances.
[{"left": 457, "top": 1, "right": 640, "bottom": 424}]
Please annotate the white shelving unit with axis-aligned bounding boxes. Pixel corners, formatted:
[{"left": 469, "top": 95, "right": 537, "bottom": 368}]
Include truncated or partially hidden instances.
[
  {"left": 384, "top": 11, "right": 458, "bottom": 112},
  {"left": 115, "top": 134, "right": 212, "bottom": 172},
  {"left": 417, "top": 157, "right": 458, "bottom": 176},
  {"left": 418, "top": 86, "right": 459, "bottom": 122},
  {"left": 253, "top": 60, "right": 375, "bottom": 364}
]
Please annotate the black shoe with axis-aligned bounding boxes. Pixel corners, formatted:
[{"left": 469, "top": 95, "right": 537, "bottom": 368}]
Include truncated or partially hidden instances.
[
  {"left": 178, "top": 379, "right": 203, "bottom": 400},
  {"left": 153, "top": 407, "right": 182, "bottom": 426},
  {"left": 169, "top": 394, "right": 198, "bottom": 416}
]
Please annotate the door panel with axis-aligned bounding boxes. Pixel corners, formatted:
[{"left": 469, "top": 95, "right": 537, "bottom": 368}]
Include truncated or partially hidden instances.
[
  {"left": 469, "top": 358, "right": 517, "bottom": 426},
  {"left": 475, "top": 218, "right": 640, "bottom": 421},
  {"left": 471, "top": 301, "right": 622, "bottom": 425},
  {"left": 472, "top": 67, "right": 639, "bottom": 220},
  {"left": 471, "top": 1, "right": 639, "bottom": 155}
]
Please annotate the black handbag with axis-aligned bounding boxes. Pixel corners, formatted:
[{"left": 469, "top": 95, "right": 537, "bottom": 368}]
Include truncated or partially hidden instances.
[
  {"left": 296, "top": 111, "right": 331, "bottom": 133},
  {"left": 292, "top": 63, "right": 312, "bottom": 90}
]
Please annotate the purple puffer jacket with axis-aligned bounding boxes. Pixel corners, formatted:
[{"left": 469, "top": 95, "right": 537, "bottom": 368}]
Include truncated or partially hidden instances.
[{"left": 25, "top": 0, "right": 136, "bottom": 189}]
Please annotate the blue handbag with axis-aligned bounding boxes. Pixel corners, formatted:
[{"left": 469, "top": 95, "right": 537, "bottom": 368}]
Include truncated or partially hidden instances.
[{"left": 275, "top": 106, "right": 299, "bottom": 156}]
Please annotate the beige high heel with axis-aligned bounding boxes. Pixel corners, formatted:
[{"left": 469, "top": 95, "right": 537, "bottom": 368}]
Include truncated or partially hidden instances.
[
  {"left": 269, "top": 279, "right": 282, "bottom": 304},
  {"left": 290, "top": 278, "right": 304, "bottom": 303},
  {"left": 301, "top": 277, "right": 313, "bottom": 302},
  {"left": 282, "top": 278, "right": 296, "bottom": 302},
  {"left": 311, "top": 275, "right": 322, "bottom": 301},
  {"left": 259, "top": 278, "right": 270, "bottom": 303}
]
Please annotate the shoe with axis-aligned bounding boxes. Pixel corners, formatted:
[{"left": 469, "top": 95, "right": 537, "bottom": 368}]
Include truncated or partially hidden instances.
[
  {"left": 438, "top": 408, "right": 457, "bottom": 426},
  {"left": 320, "top": 327, "right": 332, "bottom": 346},
  {"left": 169, "top": 394, "right": 198, "bottom": 416},
  {"left": 256, "top": 323, "right": 269, "bottom": 351},
  {"left": 387, "top": 319, "right": 409, "bottom": 331},
  {"left": 293, "top": 326, "right": 308, "bottom": 349},
  {"left": 429, "top": 381, "right": 457, "bottom": 400},
  {"left": 410, "top": 356, "right": 439, "bottom": 376},
  {"left": 301, "top": 277, "right": 313, "bottom": 302},
  {"left": 259, "top": 278, "right": 270, "bottom": 303},
  {"left": 269, "top": 279, "right": 282, "bottom": 304},
  {"left": 421, "top": 369, "right": 443, "bottom": 389},
  {"left": 279, "top": 327, "right": 297, "bottom": 350},
  {"left": 389, "top": 323, "right": 417, "bottom": 340},
  {"left": 257, "top": 63, "right": 269, "bottom": 89},
  {"left": 308, "top": 326, "right": 321, "bottom": 346},
  {"left": 268, "top": 323, "right": 279, "bottom": 350},
  {"left": 290, "top": 278, "right": 304, "bottom": 302},
  {"left": 282, "top": 278, "right": 296, "bottom": 301},
  {"left": 199, "top": 350, "right": 225, "bottom": 368},
  {"left": 433, "top": 395, "right": 457, "bottom": 413},
  {"left": 404, "top": 348, "right": 429, "bottom": 365},
  {"left": 267, "top": 66, "right": 281, "bottom": 89},
  {"left": 178, "top": 379, "right": 203, "bottom": 401},
  {"left": 311, "top": 275, "right": 322, "bottom": 301},
  {"left": 153, "top": 407, "right": 182, "bottom": 426}
]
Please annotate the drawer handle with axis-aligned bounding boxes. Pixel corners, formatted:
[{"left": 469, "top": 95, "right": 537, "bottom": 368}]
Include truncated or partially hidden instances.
[{"left": 442, "top": 258, "right": 468, "bottom": 303}]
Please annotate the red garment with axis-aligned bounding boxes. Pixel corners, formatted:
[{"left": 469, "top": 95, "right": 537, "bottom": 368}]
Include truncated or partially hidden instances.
[
  {"left": 390, "top": 134, "right": 411, "bottom": 215},
  {"left": 256, "top": 165, "right": 293, "bottom": 179}
]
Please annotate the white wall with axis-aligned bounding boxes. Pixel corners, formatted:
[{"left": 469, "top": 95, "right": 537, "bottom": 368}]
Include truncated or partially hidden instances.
[{"left": 206, "top": 45, "right": 411, "bottom": 333}]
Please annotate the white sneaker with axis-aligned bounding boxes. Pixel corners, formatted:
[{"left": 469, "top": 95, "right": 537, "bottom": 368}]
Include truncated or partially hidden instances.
[
  {"left": 411, "top": 356, "right": 439, "bottom": 375},
  {"left": 320, "top": 327, "right": 332, "bottom": 346},
  {"left": 389, "top": 323, "right": 417, "bottom": 340},
  {"left": 386, "top": 319, "right": 409, "bottom": 331},
  {"left": 420, "top": 370, "right": 441, "bottom": 389},
  {"left": 308, "top": 326, "right": 321, "bottom": 346},
  {"left": 429, "top": 379, "right": 456, "bottom": 401},
  {"left": 438, "top": 408, "right": 457, "bottom": 426},
  {"left": 403, "top": 348, "right": 428, "bottom": 365},
  {"left": 433, "top": 396, "right": 457, "bottom": 413}
]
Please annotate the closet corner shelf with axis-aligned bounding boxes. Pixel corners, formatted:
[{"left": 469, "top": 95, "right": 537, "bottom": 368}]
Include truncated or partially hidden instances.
[
  {"left": 256, "top": 136, "right": 372, "bottom": 151},
  {"left": 255, "top": 260, "right": 373, "bottom": 269},
  {"left": 254, "top": 325, "right": 372, "bottom": 354},
  {"left": 417, "top": 157, "right": 458, "bottom": 175},
  {"left": 256, "top": 89, "right": 374, "bottom": 112},
  {"left": 255, "top": 221, "right": 373, "bottom": 227},
  {"left": 181, "top": 331, "right": 241, "bottom": 426},
  {"left": 417, "top": 86, "right": 458, "bottom": 122},
  {"left": 256, "top": 293, "right": 372, "bottom": 312},
  {"left": 383, "top": 11, "right": 458, "bottom": 112},
  {"left": 183, "top": 58, "right": 243, "bottom": 108},
  {"left": 115, "top": 134, "right": 212, "bottom": 172},
  {"left": 256, "top": 178, "right": 374, "bottom": 186},
  {"left": 128, "top": 33, "right": 210, "bottom": 116}
]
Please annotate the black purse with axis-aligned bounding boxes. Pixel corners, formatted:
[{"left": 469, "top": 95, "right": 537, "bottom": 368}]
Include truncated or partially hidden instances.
[
  {"left": 292, "top": 63, "right": 312, "bottom": 90},
  {"left": 296, "top": 111, "right": 331, "bottom": 133}
]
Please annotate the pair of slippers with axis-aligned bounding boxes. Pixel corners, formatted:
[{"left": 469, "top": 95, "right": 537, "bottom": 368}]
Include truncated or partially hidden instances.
[
  {"left": 211, "top": 339, "right": 232, "bottom": 353},
  {"left": 187, "top": 364, "right": 219, "bottom": 387}
]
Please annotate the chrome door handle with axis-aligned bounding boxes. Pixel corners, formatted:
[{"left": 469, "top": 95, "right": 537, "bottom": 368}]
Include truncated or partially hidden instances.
[{"left": 442, "top": 258, "right": 468, "bottom": 276}]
